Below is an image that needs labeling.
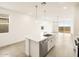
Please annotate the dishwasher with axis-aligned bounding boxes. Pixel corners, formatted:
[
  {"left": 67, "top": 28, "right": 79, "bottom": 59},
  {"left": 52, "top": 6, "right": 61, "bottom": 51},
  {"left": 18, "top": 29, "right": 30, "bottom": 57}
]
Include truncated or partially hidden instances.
[{"left": 39, "top": 39, "right": 48, "bottom": 57}]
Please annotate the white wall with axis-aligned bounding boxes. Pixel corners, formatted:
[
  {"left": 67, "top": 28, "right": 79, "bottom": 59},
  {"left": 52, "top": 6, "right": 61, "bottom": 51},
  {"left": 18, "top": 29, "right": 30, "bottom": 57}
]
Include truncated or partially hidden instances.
[
  {"left": 0, "top": 7, "right": 26, "bottom": 47},
  {"left": 74, "top": 5, "right": 79, "bottom": 37},
  {"left": 0, "top": 7, "right": 41, "bottom": 48},
  {"left": 36, "top": 20, "right": 53, "bottom": 35}
]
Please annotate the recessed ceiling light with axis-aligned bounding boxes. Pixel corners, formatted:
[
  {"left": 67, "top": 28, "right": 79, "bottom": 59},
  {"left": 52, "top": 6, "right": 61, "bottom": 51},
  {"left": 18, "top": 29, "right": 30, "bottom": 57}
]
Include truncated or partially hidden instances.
[{"left": 63, "top": 7, "right": 67, "bottom": 10}]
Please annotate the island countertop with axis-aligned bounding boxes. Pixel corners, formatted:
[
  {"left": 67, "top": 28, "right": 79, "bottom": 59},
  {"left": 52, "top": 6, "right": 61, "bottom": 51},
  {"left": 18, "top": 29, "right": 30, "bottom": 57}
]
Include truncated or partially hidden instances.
[{"left": 26, "top": 33, "right": 55, "bottom": 42}]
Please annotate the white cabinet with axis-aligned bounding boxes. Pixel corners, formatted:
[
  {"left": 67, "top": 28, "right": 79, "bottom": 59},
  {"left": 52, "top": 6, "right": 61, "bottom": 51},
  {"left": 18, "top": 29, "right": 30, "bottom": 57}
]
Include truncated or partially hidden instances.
[
  {"left": 48, "top": 39, "right": 53, "bottom": 51},
  {"left": 27, "top": 39, "right": 48, "bottom": 57},
  {"left": 29, "top": 40, "right": 40, "bottom": 57},
  {"left": 47, "top": 36, "right": 55, "bottom": 51},
  {"left": 26, "top": 36, "right": 56, "bottom": 57}
]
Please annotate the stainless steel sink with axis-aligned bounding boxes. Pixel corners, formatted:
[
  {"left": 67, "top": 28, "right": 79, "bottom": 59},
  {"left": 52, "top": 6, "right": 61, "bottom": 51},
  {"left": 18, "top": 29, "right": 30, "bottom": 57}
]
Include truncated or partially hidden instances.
[{"left": 44, "top": 34, "right": 52, "bottom": 37}]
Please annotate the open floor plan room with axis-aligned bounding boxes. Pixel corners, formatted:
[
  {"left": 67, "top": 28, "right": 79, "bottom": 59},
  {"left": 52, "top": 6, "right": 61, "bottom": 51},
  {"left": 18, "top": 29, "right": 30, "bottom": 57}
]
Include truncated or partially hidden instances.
[{"left": 0, "top": 2, "right": 79, "bottom": 57}]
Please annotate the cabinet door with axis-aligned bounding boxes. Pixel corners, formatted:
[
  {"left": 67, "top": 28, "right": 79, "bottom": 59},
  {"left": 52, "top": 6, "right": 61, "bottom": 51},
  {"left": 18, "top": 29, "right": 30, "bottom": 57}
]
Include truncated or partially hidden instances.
[
  {"left": 48, "top": 39, "right": 53, "bottom": 51},
  {"left": 48, "top": 36, "right": 55, "bottom": 51}
]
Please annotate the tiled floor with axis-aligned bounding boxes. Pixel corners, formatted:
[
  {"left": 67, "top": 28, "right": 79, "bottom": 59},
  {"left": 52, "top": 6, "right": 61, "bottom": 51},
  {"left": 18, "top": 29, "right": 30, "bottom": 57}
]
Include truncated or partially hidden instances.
[
  {"left": 0, "top": 41, "right": 27, "bottom": 57},
  {"left": 0, "top": 33, "right": 76, "bottom": 57},
  {"left": 47, "top": 33, "right": 75, "bottom": 57}
]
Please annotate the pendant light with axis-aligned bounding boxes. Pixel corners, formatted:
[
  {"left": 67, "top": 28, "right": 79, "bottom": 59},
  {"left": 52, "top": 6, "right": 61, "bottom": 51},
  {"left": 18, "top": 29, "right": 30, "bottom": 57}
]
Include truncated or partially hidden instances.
[
  {"left": 34, "top": 2, "right": 47, "bottom": 20},
  {"left": 35, "top": 5, "right": 38, "bottom": 20},
  {"left": 41, "top": 2, "right": 47, "bottom": 20}
]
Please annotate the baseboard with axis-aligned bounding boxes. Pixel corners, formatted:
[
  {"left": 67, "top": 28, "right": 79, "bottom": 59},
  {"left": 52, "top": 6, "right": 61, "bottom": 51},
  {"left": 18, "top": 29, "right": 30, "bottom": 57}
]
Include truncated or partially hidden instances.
[{"left": 0, "top": 40, "right": 25, "bottom": 49}]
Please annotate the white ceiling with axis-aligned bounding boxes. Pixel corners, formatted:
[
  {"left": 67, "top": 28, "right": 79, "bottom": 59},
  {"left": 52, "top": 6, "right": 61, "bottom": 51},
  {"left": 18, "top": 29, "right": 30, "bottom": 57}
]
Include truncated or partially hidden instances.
[
  {"left": 0, "top": 2, "right": 78, "bottom": 14},
  {"left": 0, "top": 2, "right": 78, "bottom": 21}
]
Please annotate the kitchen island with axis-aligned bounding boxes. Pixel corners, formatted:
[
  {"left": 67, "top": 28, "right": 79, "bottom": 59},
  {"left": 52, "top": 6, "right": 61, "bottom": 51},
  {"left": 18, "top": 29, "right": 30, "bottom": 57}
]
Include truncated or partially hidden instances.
[{"left": 26, "top": 33, "right": 56, "bottom": 57}]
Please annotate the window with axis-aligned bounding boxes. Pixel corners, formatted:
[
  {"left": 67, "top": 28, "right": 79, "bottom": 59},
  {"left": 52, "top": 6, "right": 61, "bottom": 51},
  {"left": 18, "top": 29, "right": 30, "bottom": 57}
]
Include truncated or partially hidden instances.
[
  {"left": 0, "top": 14, "right": 9, "bottom": 33},
  {"left": 58, "top": 27, "right": 70, "bottom": 33}
]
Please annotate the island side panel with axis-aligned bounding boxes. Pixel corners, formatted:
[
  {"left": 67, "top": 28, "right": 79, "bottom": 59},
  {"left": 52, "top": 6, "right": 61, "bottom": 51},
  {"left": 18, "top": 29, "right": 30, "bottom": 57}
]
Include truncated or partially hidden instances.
[
  {"left": 25, "top": 38, "right": 30, "bottom": 56},
  {"left": 29, "top": 39, "right": 40, "bottom": 57}
]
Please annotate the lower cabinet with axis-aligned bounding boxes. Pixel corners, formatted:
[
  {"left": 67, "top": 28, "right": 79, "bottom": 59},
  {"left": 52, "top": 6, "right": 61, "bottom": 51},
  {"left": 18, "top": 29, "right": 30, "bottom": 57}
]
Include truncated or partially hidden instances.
[
  {"left": 48, "top": 38, "right": 53, "bottom": 51},
  {"left": 28, "top": 36, "right": 55, "bottom": 57},
  {"left": 47, "top": 37, "right": 55, "bottom": 51}
]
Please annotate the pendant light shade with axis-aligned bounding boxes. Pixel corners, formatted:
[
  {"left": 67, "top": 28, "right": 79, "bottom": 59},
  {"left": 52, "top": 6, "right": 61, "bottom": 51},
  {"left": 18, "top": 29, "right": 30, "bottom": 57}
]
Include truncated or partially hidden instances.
[
  {"left": 35, "top": 5, "right": 38, "bottom": 19},
  {"left": 41, "top": 2, "right": 47, "bottom": 20},
  {"left": 34, "top": 2, "right": 47, "bottom": 20},
  {"left": 41, "top": 2, "right": 47, "bottom": 6}
]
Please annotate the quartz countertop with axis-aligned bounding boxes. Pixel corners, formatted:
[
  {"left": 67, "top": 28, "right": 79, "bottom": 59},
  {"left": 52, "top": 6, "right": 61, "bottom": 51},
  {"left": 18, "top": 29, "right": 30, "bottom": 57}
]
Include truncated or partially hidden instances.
[
  {"left": 26, "top": 35, "right": 48, "bottom": 42},
  {"left": 26, "top": 33, "right": 55, "bottom": 42}
]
